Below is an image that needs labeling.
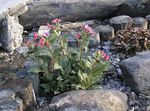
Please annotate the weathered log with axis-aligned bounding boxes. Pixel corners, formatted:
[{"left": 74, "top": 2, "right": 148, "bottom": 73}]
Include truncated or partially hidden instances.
[
  {"left": 132, "top": 17, "right": 148, "bottom": 29},
  {"left": 110, "top": 15, "right": 132, "bottom": 32},
  {"left": 95, "top": 25, "right": 114, "bottom": 42},
  {"left": 146, "top": 15, "right": 150, "bottom": 29}
]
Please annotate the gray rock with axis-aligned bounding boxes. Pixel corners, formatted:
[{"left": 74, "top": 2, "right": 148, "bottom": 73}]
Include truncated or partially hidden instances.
[
  {"left": 38, "top": 25, "right": 50, "bottom": 37},
  {"left": 0, "top": 99, "right": 23, "bottom": 111},
  {"left": 39, "top": 89, "right": 128, "bottom": 111},
  {"left": 0, "top": 89, "right": 15, "bottom": 100},
  {"left": 20, "top": 0, "right": 126, "bottom": 28},
  {"left": 116, "top": 0, "right": 150, "bottom": 17},
  {"left": 0, "top": 0, "right": 29, "bottom": 52},
  {"left": 62, "top": 20, "right": 95, "bottom": 31},
  {"left": 16, "top": 46, "right": 29, "bottom": 55},
  {"left": 120, "top": 51, "right": 150, "bottom": 95}
]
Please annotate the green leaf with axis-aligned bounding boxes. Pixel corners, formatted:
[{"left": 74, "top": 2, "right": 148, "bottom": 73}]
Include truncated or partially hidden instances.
[
  {"left": 40, "top": 83, "right": 51, "bottom": 93},
  {"left": 28, "top": 66, "right": 42, "bottom": 73},
  {"left": 57, "top": 76, "right": 64, "bottom": 81},
  {"left": 36, "top": 48, "right": 51, "bottom": 57},
  {"left": 54, "top": 62, "right": 62, "bottom": 70}
]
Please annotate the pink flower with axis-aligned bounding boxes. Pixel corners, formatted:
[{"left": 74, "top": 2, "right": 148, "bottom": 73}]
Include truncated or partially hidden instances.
[
  {"left": 75, "top": 33, "right": 81, "bottom": 39},
  {"left": 82, "top": 25, "right": 95, "bottom": 36},
  {"left": 33, "top": 32, "right": 38, "bottom": 40},
  {"left": 34, "top": 43, "right": 38, "bottom": 47},
  {"left": 105, "top": 55, "right": 110, "bottom": 61},
  {"left": 38, "top": 37, "right": 45, "bottom": 47},
  {"left": 47, "top": 23, "right": 55, "bottom": 30},
  {"left": 45, "top": 41, "right": 49, "bottom": 47},
  {"left": 51, "top": 18, "right": 61, "bottom": 24},
  {"left": 43, "top": 32, "right": 50, "bottom": 37},
  {"left": 98, "top": 50, "right": 110, "bottom": 61},
  {"left": 26, "top": 40, "right": 32, "bottom": 47}
]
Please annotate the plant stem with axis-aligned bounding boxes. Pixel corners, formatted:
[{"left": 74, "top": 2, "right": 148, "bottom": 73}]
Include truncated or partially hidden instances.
[{"left": 79, "top": 34, "right": 86, "bottom": 61}]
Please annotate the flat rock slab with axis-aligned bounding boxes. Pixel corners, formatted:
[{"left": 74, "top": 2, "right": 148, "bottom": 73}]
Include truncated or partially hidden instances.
[
  {"left": 120, "top": 51, "right": 150, "bottom": 95},
  {"left": 38, "top": 89, "right": 128, "bottom": 111}
]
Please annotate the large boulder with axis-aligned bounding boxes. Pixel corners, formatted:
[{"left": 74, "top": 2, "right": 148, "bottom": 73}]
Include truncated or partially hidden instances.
[
  {"left": 120, "top": 51, "right": 150, "bottom": 95},
  {"left": 38, "top": 89, "right": 128, "bottom": 111},
  {"left": 20, "top": 0, "right": 150, "bottom": 29},
  {"left": 116, "top": 0, "right": 150, "bottom": 17},
  {"left": 19, "top": 0, "right": 126, "bottom": 29},
  {"left": 0, "top": 0, "right": 29, "bottom": 52}
]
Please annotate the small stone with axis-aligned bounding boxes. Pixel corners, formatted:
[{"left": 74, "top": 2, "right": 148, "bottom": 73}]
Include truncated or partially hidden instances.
[
  {"left": 16, "top": 46, "right": 29, "bottom": 55},
  {"left": 38, "top": 25, "right": 50, "bottom": 37},
  {"left": 62, "top": 20, "right": 95, "bottom": 31}
]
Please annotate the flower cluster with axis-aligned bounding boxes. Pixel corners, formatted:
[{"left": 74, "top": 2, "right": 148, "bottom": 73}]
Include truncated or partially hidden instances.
[
  {"left": 98, "top": 50, "right": 110, "bottom": 61},
  {"left": 51, "top": 18, "right": 61, "bottom": 24},
  {"left": 27, "top": 18, "right": 110, "bottom": 94},
  {"left": 82, "top": 25, "right": 95, "bottom": 37}
]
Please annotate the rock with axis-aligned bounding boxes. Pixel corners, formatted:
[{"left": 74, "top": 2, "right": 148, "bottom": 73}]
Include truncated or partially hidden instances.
[
  {"left": 0, "top": 0, "right": 29, "bottom": 52},
  {"left": 89, "top": 32, "right": 100, "bottom": 48},
  {"left": 16, "top": 58, "right": 39, "bottom": 93},
  {"left": 132, "top": 17, "right": 148, "bottom": 29},
  {"left": 0, "top": 99, "right": 23, "bottom": 111},
  {"left": 20, "top": 0, "right": 126, "bottom": 29},
  {"left": 38, "top": 25, "right": 50, "bottom": 37},
  {"left": 16, "top": 46, "right": 29, "bottom": 55},
  {"left": 115, "top": 0, "right": 150, "bottom": 17},
  {"left": 16, "top": 68, "right": 40, "bottom": 94},
  {"left": 62, "top": 20, "right": 95, "bottom": 31},
  {"left": 95, "top": 25, "right": 115, "bottom": 42},
  {"left": 110, "top": 15, "right": 132, "bottom": 32},
  {"left": 1, "top": 77, "right": 36, "bottom": 110},
  {"left": 14, "top": 78, "right": 37, "bottom": 109},
  {"left": 64, "top": 31, "right": 78, "bottom": 48},
  {"left": 0, "top": 89, "right": 15, "bottom": 100},
  {"left": 64, "top": 30, "right": 100, "bottom": 48},
  {"left": 120, "top": 51, "right": 150, "bottom": 95},
  {"left": 39, "top": 89, "right": 128, "bottom": 111}
]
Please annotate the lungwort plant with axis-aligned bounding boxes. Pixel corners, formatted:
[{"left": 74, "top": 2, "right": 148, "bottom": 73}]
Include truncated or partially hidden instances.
[{"left": 27, "top": 19, "right": 110, "bottom": 94}]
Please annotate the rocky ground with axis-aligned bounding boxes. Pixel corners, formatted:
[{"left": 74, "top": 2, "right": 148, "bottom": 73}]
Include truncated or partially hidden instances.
[{"left": 1, "top": 19, "right": 150, "bottom": 111}]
